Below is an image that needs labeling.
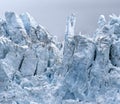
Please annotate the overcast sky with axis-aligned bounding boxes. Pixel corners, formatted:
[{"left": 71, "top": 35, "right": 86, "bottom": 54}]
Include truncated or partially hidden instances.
[{"left": 0, "top": 0, "right": 120, "bottom": 40}]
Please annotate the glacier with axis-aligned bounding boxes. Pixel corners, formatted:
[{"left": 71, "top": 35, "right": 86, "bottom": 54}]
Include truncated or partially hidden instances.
[{"left": 0, "top": 12, "right": 120, "bottom": 104}]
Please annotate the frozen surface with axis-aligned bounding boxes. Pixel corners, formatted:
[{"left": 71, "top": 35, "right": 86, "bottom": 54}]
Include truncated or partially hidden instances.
[{"left": 0, "top": 12, "right": 120, "bottom": 104}]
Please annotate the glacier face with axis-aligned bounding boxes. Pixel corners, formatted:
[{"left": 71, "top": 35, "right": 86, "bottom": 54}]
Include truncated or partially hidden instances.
[{"left": 0, "top": 12, "right": 120, "bottom": 104}]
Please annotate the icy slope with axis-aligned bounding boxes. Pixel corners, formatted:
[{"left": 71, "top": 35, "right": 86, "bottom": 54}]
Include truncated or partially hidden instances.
[{"left": 0, "top": 12, "right": 120, "bottom": 104}]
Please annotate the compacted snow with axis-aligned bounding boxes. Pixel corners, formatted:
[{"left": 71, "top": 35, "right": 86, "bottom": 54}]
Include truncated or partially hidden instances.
[{"left": 0, "top": 12, "right": 120, "bottom": 104}]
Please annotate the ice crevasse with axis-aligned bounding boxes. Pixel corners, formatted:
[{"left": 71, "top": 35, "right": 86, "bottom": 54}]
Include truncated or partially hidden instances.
[{"left": 0, "top": 12, "right": 120, "bottom": 104}]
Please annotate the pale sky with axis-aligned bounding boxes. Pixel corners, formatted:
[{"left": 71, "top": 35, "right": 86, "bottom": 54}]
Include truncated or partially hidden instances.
[{"left": 0, "top": 0, "right": 120, "bottom": 40}]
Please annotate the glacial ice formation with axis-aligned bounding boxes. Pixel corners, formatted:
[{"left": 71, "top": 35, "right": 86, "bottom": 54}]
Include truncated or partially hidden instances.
[{"left": 0, "top": 12, "right": 120, "bottom": 104}]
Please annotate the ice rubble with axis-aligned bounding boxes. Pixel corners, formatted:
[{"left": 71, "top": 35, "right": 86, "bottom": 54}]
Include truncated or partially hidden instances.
[{"left": 0, "top": 12, "right": 120, "bottom": 104}]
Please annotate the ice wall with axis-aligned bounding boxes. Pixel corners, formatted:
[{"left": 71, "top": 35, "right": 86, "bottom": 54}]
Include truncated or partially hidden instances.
[{"left": 0, "top": 12, "right": 120, "bottom": 104}]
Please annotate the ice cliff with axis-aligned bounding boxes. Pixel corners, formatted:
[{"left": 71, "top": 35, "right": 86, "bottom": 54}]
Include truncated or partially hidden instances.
[{"left": 0, "top": 12, "right": 120, "bottom": 104}]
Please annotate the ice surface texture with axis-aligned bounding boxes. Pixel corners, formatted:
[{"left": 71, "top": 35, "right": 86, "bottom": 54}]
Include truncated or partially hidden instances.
[{"left": 0, "top": 12, "right": 120, "bottom": 104}]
